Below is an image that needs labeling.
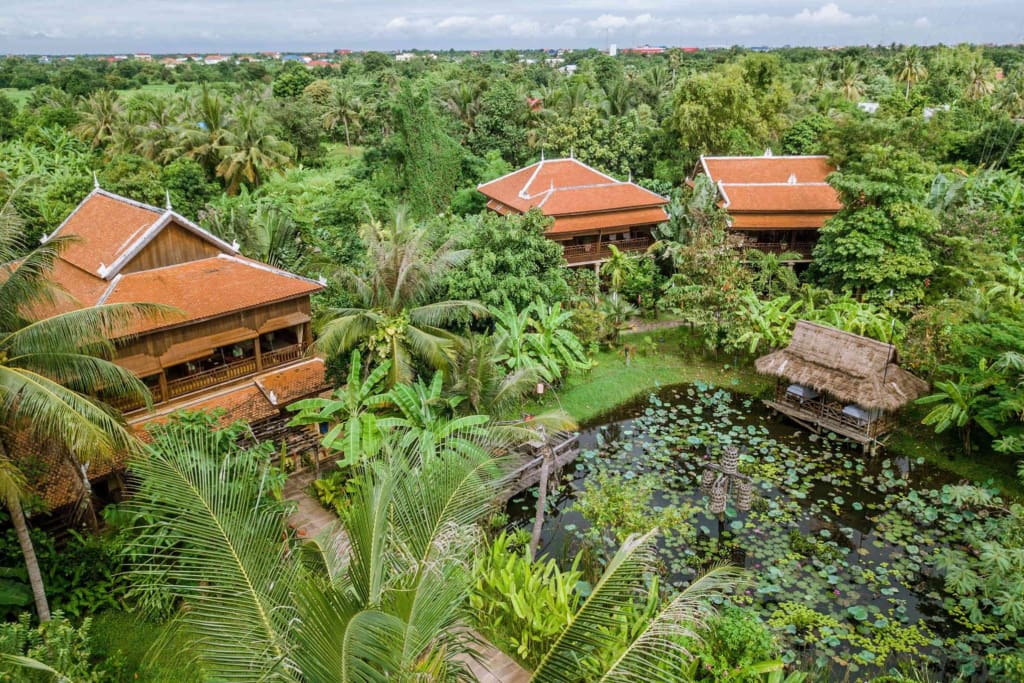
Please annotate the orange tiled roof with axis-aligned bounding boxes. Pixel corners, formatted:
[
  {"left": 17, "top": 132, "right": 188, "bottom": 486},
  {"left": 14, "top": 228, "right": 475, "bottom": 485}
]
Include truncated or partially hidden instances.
[
  {"left": 720, "top": 184, "right": 841, "bottom": 213},
  {"left": 548, "top": 207, "right": 671, "bottom": 235},
  {"left": 47, "top": 192, "right": 163, "bottom": 273},
  {"left": 701, "top": 155, "right": 836, "bottom": 185},
  {"left": 477, "top": 159, "right": 668, "bottom": 225},
  {"left": 13, "top": 358, "right": 327, "bottom": 509},
  {"left": 698, "top": 154, "right": 842, "bottom": 231},
  {"left": 102, "top": 254, "right": 322, "bottom": 336}
]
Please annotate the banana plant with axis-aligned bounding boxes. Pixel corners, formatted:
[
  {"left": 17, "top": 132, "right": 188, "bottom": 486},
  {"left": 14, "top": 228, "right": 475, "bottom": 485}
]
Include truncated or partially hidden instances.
[{"left": 288, "top": 350, "right": 389, "bottom": 468}]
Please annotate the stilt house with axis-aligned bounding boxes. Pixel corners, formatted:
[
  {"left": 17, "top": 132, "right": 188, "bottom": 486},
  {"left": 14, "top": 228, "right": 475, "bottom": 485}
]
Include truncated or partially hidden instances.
[{"left": 756, "top": 321, "right": 928, "bottom": 447}]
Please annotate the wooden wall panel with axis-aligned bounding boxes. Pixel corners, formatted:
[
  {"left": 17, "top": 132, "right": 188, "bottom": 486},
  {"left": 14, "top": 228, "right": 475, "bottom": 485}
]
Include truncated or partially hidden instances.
[{"left": 121, "top": 222, "right": 222, "bottom": 274}]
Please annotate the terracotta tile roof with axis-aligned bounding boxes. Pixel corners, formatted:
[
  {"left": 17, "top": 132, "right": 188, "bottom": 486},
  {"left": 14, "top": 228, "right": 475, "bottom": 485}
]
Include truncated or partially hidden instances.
[
  {"left": 100, "top": 254, "right": 322, "bottom": 336},
  {"left": 255, "top": 359, "right": 327, "bottom": 406},
  {"left": 701, "top": 155, "right": 836, "bottom": 185},
  {"left": 548, "top": 207, "right": 671, "bottom": 235},
  {"left": 46, "top": 191, "right": 163, "bottom": 274},
  {"left": 730, "top": 213, "right": 838, "bottom": 230},
  {"left": 477, "top": 158, "right": 668, "bottom": 227},
  {"left": 721, "top": 184, "right": 841, "bottom": 213},
  {"left": 42, "top": 188, "right": 239, "bottom": 280},
  {"left": 14, "top": 359, "right": 326, "bottom": 510},
  {"left": 698, "top": 154, "right": 842, "bottom": 232}
]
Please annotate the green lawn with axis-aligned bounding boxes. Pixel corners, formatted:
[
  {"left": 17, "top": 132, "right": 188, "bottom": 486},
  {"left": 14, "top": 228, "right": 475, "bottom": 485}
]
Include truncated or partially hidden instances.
[
  {"left": 1, "top": 82, "right": 231, "bottom": 109},
  {"left": 524, "top": 326, "right": 1024, "bottom": 498}
]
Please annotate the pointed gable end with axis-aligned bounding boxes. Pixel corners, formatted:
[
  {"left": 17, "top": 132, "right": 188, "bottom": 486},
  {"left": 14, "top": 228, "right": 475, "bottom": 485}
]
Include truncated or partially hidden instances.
[{"left": 41, "top": 189, "right": 238, "bottom": 279}]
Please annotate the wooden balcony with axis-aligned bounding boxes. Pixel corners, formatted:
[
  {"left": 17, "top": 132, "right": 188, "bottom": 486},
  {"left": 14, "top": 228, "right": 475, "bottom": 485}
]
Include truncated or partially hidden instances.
[
  {"left": 166, "top": 357, "right": 260, "bottom": 399},
  {"left": 562, "top": 236, "right": 653, "bottom": 266},
  {"left": 742, "top": 241, "right": 816, "bottom": 260},
  {"left": 764, "top": 384, "right": 895, "bottom": 445},
  {"left": 112, "top": 343, "right": 308, "bottom": 413}
]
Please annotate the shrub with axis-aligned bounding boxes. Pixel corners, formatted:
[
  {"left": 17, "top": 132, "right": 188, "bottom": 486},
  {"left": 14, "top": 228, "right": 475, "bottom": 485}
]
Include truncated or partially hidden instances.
[
  {"left": 469, "top": 532, "right": 582, "bottom": 668},
  {"left": 0, "top": 611, "right": 122, "bottom": 681}
]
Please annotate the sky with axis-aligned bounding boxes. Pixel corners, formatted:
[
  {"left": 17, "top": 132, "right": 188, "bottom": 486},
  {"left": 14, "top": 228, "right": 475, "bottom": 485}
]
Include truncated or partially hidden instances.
[{"left": 1, "top": 1, "right": 1022, "bottom": 54}]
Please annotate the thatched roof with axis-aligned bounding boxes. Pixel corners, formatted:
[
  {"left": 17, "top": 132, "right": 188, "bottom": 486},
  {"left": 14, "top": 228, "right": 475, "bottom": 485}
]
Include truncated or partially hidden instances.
[{"left": 755, "top": 321, "right": 929, "bottom": 412}]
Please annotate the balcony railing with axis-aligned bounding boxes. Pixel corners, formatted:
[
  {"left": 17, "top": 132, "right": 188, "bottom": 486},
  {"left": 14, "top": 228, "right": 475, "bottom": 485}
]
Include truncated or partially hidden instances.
[
  {"left": 261, "top": 343, "right": 305, "bottom": 368},
  {"left": 107, "top": 343, "right": 310, "bottom": 412},
  {"left": 742, "top": 241, "right": 816, "bottom": 260},
  {"left": 166, "top": 357, "right": 259, "bottom": 399},
  {"left": 562, "top": 236, "right": 653, "bottom": 265}
]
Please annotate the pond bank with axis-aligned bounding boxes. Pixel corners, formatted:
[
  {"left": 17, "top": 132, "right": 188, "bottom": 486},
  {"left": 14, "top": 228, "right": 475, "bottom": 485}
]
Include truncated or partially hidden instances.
[{"left": 525, "top": 327, "right": 1023, "bottom": 499}]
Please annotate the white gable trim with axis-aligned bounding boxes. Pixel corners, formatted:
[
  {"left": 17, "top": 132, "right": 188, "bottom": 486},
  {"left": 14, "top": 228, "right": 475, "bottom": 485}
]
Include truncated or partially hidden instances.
[{"left": 216, "top": 253, "right": 323, "bottom": 287}]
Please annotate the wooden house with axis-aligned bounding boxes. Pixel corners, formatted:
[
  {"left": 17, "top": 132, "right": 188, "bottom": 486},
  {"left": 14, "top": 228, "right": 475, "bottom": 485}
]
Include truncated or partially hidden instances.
[
  {"left": 477, "top": 157, "right": 669, "bottom": 268},
  {"left": 755, "top": 321, "right": 928, "bottom": 449},
  {"left": 20, "top": 187, "right": 328, "bottom": 510},
  {"left": 694, "top": 152, "right": 842, "bottom": 262}
]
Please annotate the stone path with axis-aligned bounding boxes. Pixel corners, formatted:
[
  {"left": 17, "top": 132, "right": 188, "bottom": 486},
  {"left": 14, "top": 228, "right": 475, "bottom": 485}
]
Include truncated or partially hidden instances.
[{"left": 282, "top": 469, "right": 530, "bottom": 682}]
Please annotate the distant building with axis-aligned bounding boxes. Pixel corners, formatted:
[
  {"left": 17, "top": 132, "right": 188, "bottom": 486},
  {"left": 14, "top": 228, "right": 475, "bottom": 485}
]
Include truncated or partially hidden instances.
[
  {"left": 559, "top": 64, "right": 578, "bottom": 75},
  {"left": 133, "top": 53, "right": 152, "bottom": 61},
  {"left": 477, "top": 157, "right": 669, "bottom": 268},
  {"left": 395, "top": 52, "right": 416, "bottom": 62},
  {"left": 609, "top": 43, "right": 617, "bottom": 57},
  {"left": 203, "top": 54, "right": 229, "bottom": 65},
  {"left": 307, "top": 59, "right": 332, "bottom": 68},
  {"left": 620, "top": 45, "right": 666, "bottom": 55},
  {"left": 857, "top": 102, "right": 879, "bottom": 114},
  {"left": 694, "top": 151, "right": 842, "bottom": 262},
  {"left": 335, "top": 49, "right": 352, "bottom": 55}
]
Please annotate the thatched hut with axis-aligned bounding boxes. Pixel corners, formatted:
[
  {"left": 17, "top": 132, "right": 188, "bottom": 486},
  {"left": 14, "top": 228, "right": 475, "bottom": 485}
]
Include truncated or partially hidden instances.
[{"left": 755, "top": 321, "right": 929, "bottom": 448}]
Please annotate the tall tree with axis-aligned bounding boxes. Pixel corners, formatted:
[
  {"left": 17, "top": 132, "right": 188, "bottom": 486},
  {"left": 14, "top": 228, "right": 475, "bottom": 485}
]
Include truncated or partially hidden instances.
[
  {"left": 895, "top": 47, "right": 928, "bottom": 99},
  {"left": 316, "top": 210, "right": 488, "bottom": 386},
  {"left": 0, "top": 191, "right": 163, "bottom": 619},
  {"left": 216, "top": 103, "right": 293, "bottom": 194}
]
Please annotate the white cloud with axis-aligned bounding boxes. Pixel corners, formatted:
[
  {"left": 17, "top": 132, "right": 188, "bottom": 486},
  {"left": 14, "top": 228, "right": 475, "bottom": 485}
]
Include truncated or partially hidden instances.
[
  {"left": 914, "top": 16, "right": 931, "bottom": 28},
  {"left": 792, "top": 3, "right": 876, "bottom": 27}
]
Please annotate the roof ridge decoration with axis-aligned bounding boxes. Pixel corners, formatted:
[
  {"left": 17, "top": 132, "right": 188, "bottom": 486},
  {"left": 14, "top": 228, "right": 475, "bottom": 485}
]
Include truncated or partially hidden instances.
[
  {"left": 701, "top": 154, "right": 832, "bottom": 161},
  {"left": 519, "top": 158, "right": 546, "bottom": 199},
  {"left": 719, "top": 181, "right": 832, "bottom": 187}
]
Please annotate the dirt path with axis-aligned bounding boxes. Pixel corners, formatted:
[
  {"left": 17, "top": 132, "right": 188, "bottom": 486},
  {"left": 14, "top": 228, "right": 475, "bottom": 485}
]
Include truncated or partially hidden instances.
[{"left": 627, "top": 317, "right": 688, "bottom": 334}]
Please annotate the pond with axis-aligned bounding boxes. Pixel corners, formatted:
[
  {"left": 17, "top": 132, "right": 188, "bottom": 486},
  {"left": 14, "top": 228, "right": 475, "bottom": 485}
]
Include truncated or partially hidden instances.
[{"left": 508, "top": 382, "right": 1009, "bottom": 678}]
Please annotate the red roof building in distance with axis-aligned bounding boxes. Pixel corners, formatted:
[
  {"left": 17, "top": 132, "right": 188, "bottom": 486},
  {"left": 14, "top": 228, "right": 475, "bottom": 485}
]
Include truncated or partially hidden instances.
[
  {"left": 18, "top": 187, "right": 328, "bottom": 510},
  {"left": 477, "top": 157, "right": 669, "bottom": 267},
  {"left": 695, "top": 151, "right": 842, "bottom": 262},
  {"left": 621, "top": 45, "right": 666, "bottom": 55}
]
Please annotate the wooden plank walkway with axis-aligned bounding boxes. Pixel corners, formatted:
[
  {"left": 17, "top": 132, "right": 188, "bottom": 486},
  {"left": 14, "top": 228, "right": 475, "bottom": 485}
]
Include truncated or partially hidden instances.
[{"left": 283, "top": 470, "right": 530, "bottom": 682}]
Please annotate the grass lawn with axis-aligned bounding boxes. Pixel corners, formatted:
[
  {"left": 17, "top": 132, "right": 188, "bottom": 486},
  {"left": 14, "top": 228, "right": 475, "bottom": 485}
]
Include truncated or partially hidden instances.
[
  {"left": 91, "top": 610, "right": 203, "bottom": 682},
  {"left": 1, "top": 82, "right": 233, "bottom": 109},
  {"left": 524, "top": 325, "right": 1024, "bottom": 498}
]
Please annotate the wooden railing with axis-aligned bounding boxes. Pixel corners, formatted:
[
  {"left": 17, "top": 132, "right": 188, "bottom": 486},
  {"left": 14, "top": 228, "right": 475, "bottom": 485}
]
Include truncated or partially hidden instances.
[
  {"left": 110, "top": 343, "right": 311, "bottom": 410},
  {"left": 770, "top": 385, "right": 895, "bottom": 441},
  {"left": 742, "top": 241, "right": 816, "bottom": 260},
  {"left": 562, "top": 236, "right": 653, "bottom": 265},
  {"left": 166, "top": 357, "right": 259, "bottom": 399},
  {"left": 261, "top": 343, "right": 305, "bottom": 368}
]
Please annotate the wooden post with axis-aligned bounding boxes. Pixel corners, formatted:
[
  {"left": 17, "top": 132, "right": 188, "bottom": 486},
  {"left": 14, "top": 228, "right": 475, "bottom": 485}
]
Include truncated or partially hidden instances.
[
  {"left": 254, "top": 335, "right": 263, "bottom": 371},
  {"left": 158, "top": 371, "right": 168, "bottom": 404},
  {"left": 529, "top": 445, "right": 552, "bottom": 562}
]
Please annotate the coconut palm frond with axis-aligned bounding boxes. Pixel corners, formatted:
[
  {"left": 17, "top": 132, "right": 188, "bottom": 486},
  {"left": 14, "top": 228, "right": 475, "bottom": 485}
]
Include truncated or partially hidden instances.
[
  {"left": 596, "top": 563, "right": 749, "bottom": 682},
  {"left": 123, "top": 428, "right": 299, "bottom": 680}
]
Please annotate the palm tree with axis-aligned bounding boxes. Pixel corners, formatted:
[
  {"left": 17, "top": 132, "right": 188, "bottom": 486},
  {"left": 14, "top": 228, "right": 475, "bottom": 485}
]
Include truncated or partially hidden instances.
[
  {"left": 599, "top": 293, "right": 639, "bottom": 345},
  {"left": 994, "top": 67, "right": 1024, "bottom": 119},
  {"left": 965, "top": 57, "right": 996, "bottom": 101},
  {"left": 216, "top": 103, "right": 293, "bottom": 194},
  {"left": 124, "top": 421, "right": 743, "bottom": 681},
  {"left": 895, "top": 48, "right": 928, "bottom": 99},
  {"left": 450, "top": 334, "right": 539, "bottom": 416},
  {"left": 72, "top": 90, "right": 124, "bottom": 148},
  {"left": 124, "top": 424, "right": 507, "bottom": 679},
  {"left": 322, "top": 79, "right": 364, "bottom": 149},
  {"left": 600, "top": 244, "right": 632, "bottom": 293},
  {"left": 599, "top": 80, "right": 635, "bottom": 118},
  {"left": 443, "top": 80, "right": 483, "bottom": 134},
  {"left": 173, "top": 84, "right": 231, "bottom": 176},
  {"left": 0, "top": 191, "right": 164, "bottom": 619},
  {"left": 530, "top": 531, "right": 746, "bottom": 682},
  {"left": 746, "top": 248, "right": 801, "bottom": 298},
  {"left": 836, "top": 58, "right": 865, "bottom": 102},
  {"left": 315, "top": 210, "right": 489, "bottom": 386}
]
